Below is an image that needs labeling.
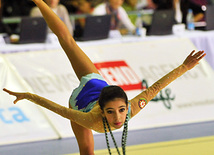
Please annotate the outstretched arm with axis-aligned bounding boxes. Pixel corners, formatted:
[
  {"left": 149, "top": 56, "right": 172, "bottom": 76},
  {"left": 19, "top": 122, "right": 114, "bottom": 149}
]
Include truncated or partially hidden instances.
[
  {"left": 130, "top": 50, "right": 206, "bottom": 117},
  {"left": 32, "top": 0, "right": 99, "bottom": 80},
  {"left": 3, "top": 88, "right": 95, "bottom": 129}
]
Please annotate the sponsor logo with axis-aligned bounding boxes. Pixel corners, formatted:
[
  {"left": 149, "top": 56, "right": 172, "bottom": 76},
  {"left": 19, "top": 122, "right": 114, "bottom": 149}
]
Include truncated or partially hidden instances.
[
  {"left": 94, "top": 61, "right": 141, "bottom": 91},
  {"left": 0, "top": 107, "right": 30, "bottom": 124}
]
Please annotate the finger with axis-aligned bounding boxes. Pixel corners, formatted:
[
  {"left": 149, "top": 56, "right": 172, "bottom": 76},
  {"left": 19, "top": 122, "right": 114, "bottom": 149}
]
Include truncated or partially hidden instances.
[
  {"left": 4, "top": 89, "right": 16, "bottom": 96},
  {"left": 198, "top": 51, "right": 205, "bottom": 58},
  {"left": 3, "top": 88, "right": 12, "bottom": 94},
  {"left": 193, "top": 51, "right": 203, "bottom": 57},
  {"left": 14, "top": 99, "right": 18, "bottom": 104},
  {"left": 189, "top": 50, "right": 195, "bottom": 56},
  {"left": 197, "top": 53, "right": 206, "bottom": 61},
  {"left": 193, "top": 51, "right": 205, "bottom": 59}
]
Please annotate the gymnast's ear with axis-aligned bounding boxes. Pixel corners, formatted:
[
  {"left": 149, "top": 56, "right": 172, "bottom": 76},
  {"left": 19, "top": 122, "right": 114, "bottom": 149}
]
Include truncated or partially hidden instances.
[{"left": 100, "top": 107, "right": 105, "bottom": 117}]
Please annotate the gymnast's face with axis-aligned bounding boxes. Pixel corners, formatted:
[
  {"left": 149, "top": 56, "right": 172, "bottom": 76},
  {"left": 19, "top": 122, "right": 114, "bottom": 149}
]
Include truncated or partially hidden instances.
[{"left": 102, "top": 98, "right": 128, "bottom": 129}]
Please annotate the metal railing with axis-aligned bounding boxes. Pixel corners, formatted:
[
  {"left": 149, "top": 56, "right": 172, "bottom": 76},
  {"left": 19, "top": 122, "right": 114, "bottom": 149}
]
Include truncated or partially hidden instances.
[{"left": 2, "top": 9, "right": 154, "bottom": 24}]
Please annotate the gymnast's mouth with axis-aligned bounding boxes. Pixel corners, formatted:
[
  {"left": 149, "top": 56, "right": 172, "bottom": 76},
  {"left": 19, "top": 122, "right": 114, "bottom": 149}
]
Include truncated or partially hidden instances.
[{"left": 114, "top": 122, "right": 122, "bottom": 126}]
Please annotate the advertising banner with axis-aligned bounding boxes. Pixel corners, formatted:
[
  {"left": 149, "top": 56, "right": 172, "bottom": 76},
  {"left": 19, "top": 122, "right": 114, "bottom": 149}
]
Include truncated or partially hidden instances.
[
  {"left": 82, "top": 38, "right": 214, "bottom": 130},
  {"left": 0, "top": 55, "right": 59, "bottom": 146},
  {"left": 3, "top": 50, "right": 79, "bottom": 138},
  {"left": 3, "top": 37, "right": 214, "bottom": 138}
]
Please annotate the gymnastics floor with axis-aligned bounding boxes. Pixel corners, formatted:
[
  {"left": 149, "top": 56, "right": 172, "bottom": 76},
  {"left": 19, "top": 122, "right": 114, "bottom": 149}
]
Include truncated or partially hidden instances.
[
  {"left": 68, "top": 136, "right": 214, "bottom": 155},
  {"left": 1, "top": 120, "right": 214, "bottom": 155}
]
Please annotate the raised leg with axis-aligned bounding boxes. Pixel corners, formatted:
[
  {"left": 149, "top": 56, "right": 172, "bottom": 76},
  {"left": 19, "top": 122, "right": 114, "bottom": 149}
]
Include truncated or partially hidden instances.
[
  {"left": 32, "top": 0, "right": 99, "bottom": 80},
  {"left": 32, "top": 1, "right": 98, "bottom": 153},
  {"left": 59, "top": 39, "right": 100, "bottom": 80}
]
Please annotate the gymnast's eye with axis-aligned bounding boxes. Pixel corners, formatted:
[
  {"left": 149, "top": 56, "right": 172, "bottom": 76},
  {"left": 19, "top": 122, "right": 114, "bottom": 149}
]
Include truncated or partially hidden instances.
[
  {"left": 107, "top": 110, "right": 113, "bottom": 114},
  {"left": 119, "top": 108, "right": 125, "bottom": 113}
]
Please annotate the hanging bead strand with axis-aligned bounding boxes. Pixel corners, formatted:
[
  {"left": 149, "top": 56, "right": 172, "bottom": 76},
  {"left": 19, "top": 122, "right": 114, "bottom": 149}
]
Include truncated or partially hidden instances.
[
  {"left": 104, "top": 117, "right": 121, "bottom": 155},
  {"left": 103, "top": 117, "right": 112, "bottom": 155},
  {"left": 102, "top": 115, "right": 129, "bottom": 155},
  {"left": 122, "top": 115, "right": 128, "bottom": 155}
]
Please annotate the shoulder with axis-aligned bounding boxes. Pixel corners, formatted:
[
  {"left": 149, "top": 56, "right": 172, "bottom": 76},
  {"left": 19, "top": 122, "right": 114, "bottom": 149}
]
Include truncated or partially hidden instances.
[
  {"left": 95, "top": 3, "right": 106, "bottom": 9},
  {"left": 56, "top": 5, "right": 70, "bottom": 18},
  {"left": 88, "top": 104, "right": 105, "bottom": 132},
  {"left": 93, "top": 3, "right": 106, "bottom": 15},
  {"left": 31, "top": 6, "right": 40, "bottom": 12},
  {"left": 57, "top": 4, "right": 69, "bottom": 12},
  {"left": 89, "top": 103, "right": 102, "bottom": 114},
  {"left": 30, "top": 7, "right": 42, "bottom": 16},
  {"left": 118, "top": 6, "right": 128, "bottom": 15},
  {"left": 58, "top": 4, "right": 67, "bottom": 10}
]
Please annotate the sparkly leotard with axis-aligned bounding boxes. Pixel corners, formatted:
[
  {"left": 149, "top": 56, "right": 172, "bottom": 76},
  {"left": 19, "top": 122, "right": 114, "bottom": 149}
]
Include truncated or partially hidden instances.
[
  {"left": 69, "top": 73, "right": 108, "bottom": 112},
  {"left": 25, "top": 64, "right": 188, "bottom": 133}
]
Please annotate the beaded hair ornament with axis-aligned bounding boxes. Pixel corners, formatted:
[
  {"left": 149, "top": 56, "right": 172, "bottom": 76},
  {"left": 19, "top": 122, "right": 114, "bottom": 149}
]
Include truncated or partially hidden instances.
[{"left": 103, "top": 115, "right": 129, "bottom": 155}]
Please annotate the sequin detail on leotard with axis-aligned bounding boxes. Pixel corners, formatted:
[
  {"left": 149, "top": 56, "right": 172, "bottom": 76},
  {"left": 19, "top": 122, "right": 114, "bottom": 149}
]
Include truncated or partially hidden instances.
[{"left": 69, "top": 73, "right": 108, "bottom": 112}]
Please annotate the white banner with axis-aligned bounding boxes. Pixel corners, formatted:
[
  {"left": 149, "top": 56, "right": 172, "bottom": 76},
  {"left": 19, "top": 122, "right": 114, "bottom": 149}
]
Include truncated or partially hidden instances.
[
  {"left": 3, "top": 50, "right": 79, "bottom": 138},
  {"left": 3, "top": 37, "right": 214, "bottom": 138},
  {"left": 82, "top": 37, "right": 214, "bottom": 130},
  {"left": 0, "top": 55, "right": 59, "bottom": 146}
]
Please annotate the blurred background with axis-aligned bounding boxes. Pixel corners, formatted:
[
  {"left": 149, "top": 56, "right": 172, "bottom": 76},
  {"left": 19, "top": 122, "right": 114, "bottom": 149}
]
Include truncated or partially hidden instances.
[{"left": 1, "top": 0, "right": 214, "bottom": 155}]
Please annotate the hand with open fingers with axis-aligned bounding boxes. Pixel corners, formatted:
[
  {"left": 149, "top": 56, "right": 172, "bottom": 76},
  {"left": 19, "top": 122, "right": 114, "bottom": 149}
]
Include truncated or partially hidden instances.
[
  {"left": 3, "top": 88, "right": 25, "bottom": 104},
  {"left": 183, "top": 50, "right": 206, "bottom": 70}
]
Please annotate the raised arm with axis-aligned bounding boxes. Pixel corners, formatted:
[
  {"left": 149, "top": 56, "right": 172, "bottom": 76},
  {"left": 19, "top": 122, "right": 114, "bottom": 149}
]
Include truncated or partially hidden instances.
[{"left": 130, "top": 50, "right": 206, "bottom": 117}]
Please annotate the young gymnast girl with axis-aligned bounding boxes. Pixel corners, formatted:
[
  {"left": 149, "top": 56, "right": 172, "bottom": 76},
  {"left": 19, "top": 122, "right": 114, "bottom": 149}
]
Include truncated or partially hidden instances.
[{"left": 3, "top": 0, "right": 206, "bottom": 154}]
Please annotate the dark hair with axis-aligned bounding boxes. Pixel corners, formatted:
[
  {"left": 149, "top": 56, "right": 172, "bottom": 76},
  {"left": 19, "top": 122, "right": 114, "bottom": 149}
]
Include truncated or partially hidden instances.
[{"left": 98, "top": 85, "right": 128, "bottom": 110}]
